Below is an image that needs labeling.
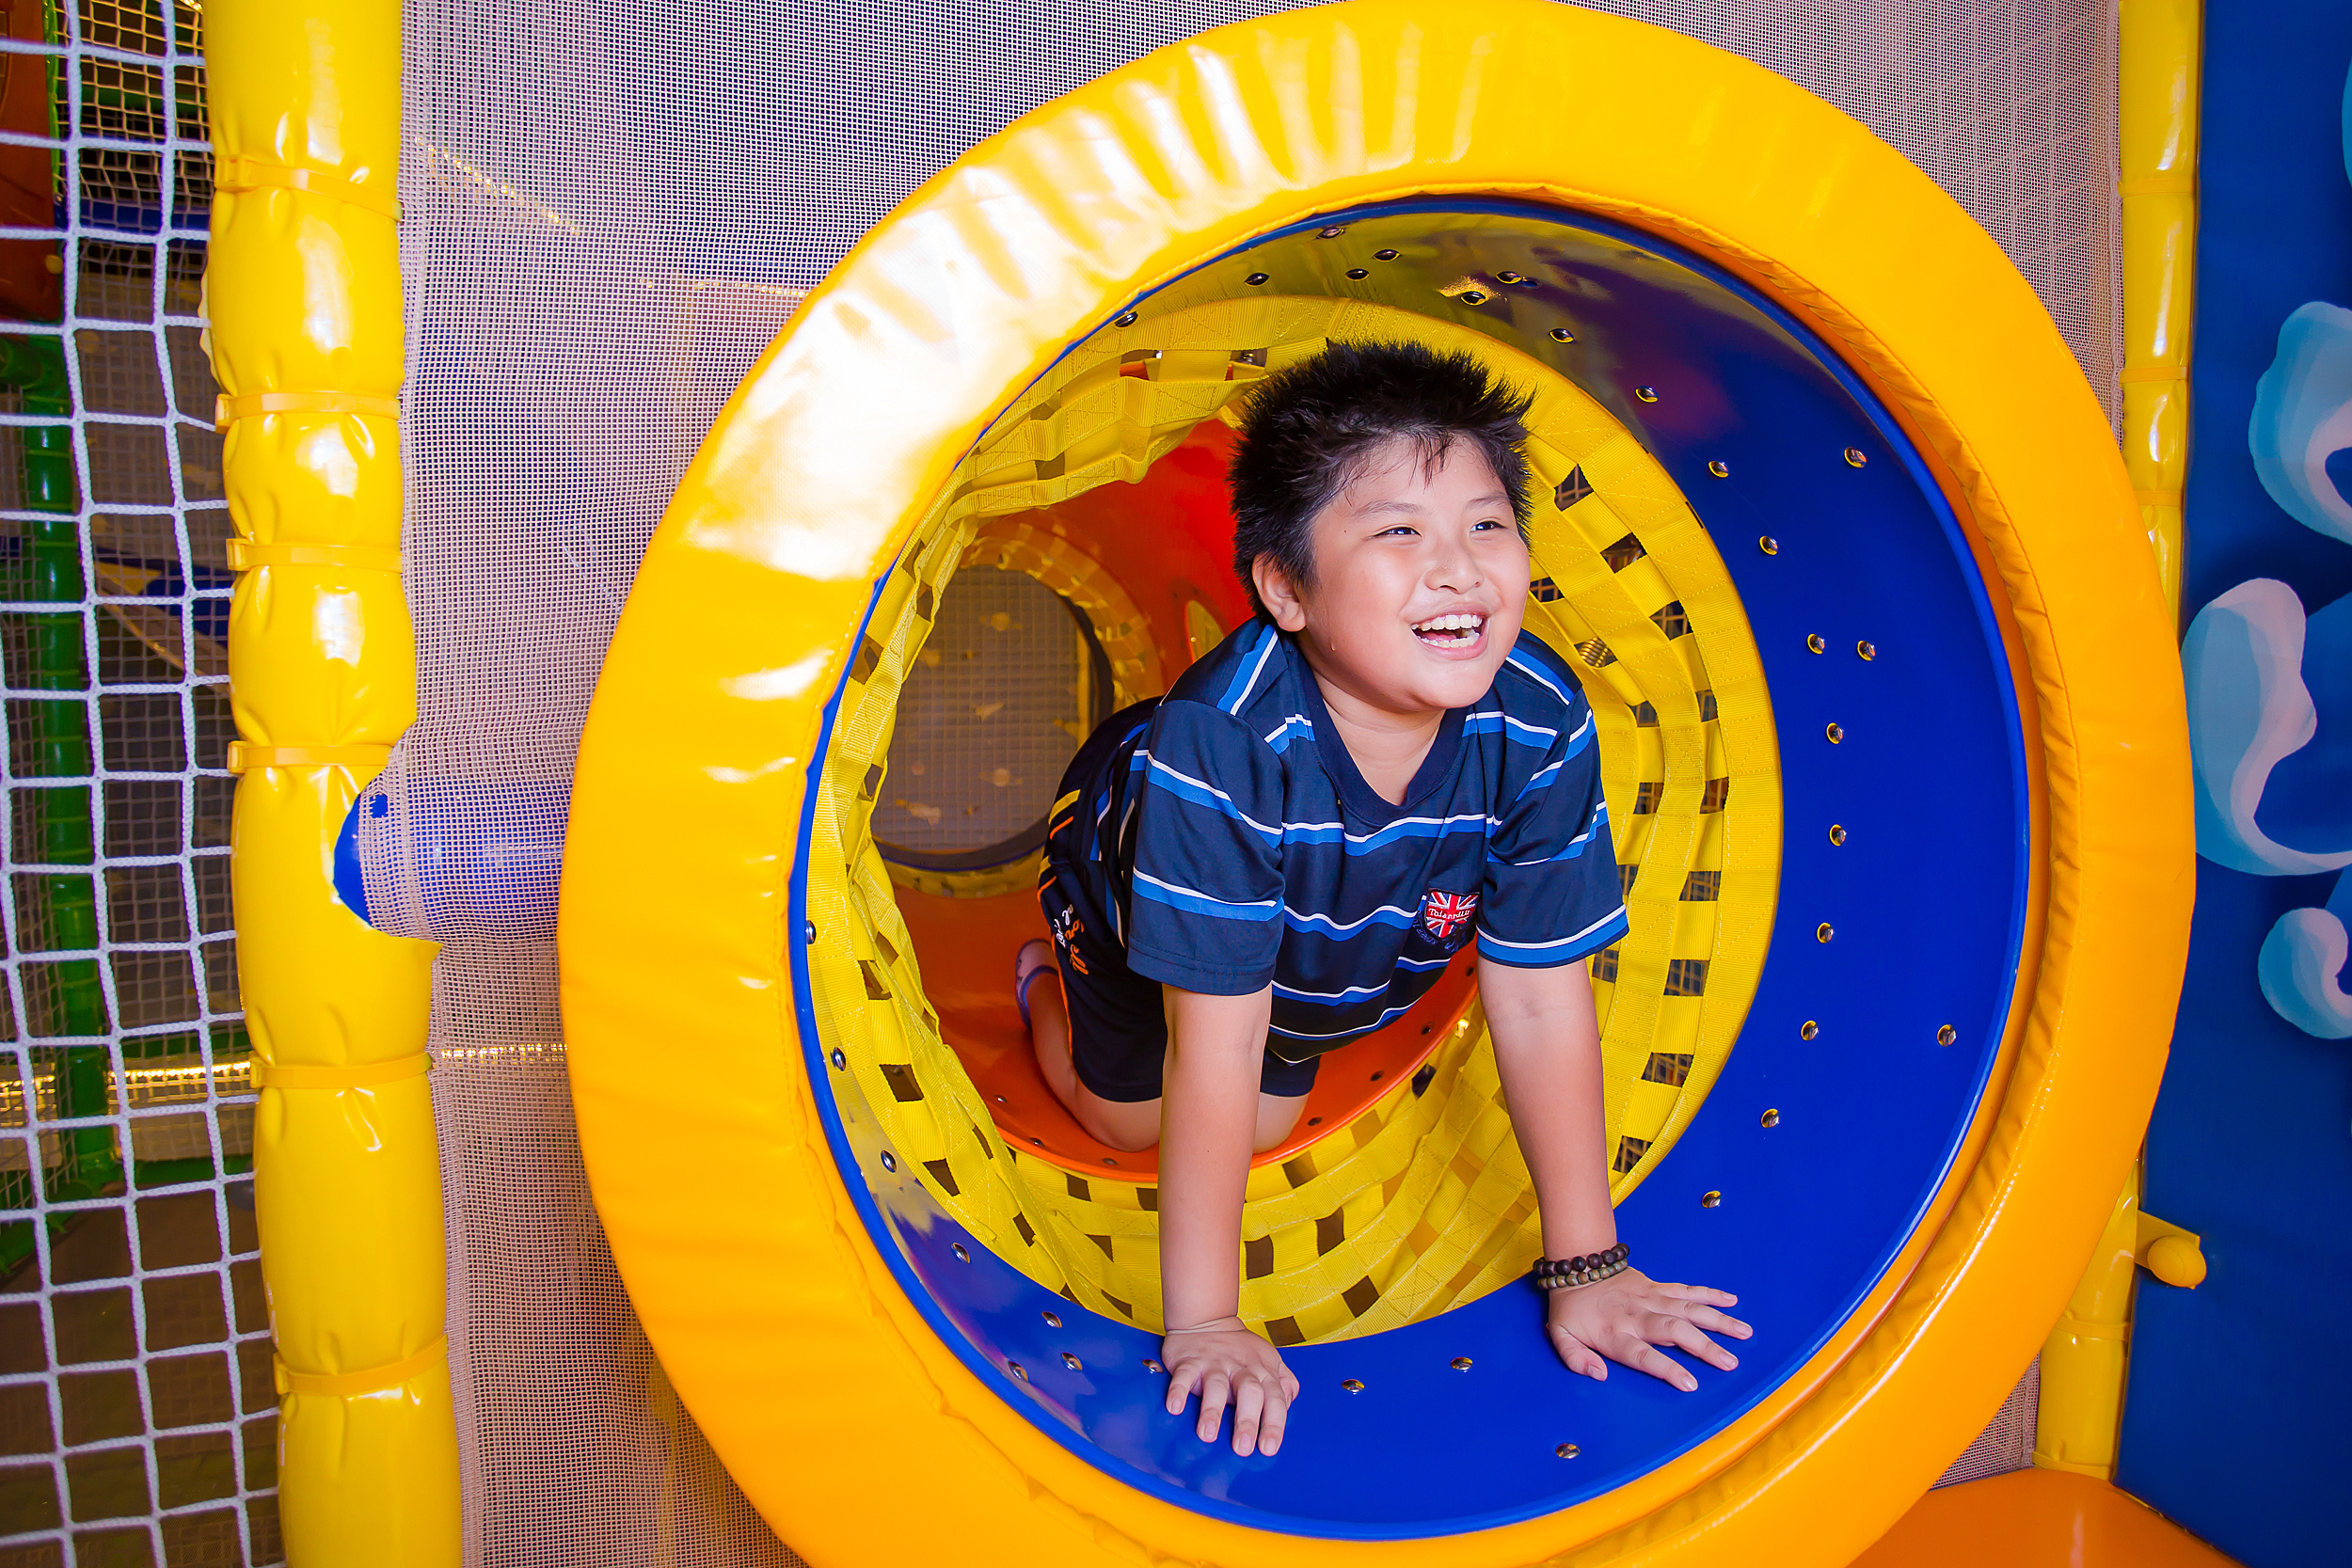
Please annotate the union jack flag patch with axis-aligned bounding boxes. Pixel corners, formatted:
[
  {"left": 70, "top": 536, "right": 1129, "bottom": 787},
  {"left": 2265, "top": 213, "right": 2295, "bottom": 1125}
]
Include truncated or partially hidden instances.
[{"left": 1420, "top": 889, "right": 1480, "bottom": 942}]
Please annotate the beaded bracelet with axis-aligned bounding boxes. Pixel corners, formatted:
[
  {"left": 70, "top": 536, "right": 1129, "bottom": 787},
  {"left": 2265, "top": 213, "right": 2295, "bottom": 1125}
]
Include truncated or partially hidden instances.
[{"left": 1533, "top": 1241, "right": 1630, "bottom": 1291}]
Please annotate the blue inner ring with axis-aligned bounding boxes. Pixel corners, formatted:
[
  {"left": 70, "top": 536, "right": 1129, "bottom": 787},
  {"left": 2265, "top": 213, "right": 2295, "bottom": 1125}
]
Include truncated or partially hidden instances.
[{"left": 787, "top": 198, "right": 2030, "bottom": 1538}]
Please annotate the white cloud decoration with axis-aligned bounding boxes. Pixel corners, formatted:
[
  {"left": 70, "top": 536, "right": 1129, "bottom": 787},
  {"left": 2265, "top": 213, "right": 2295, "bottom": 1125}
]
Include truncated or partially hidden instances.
[{"left": 2185, "top": 58, "right": 2352, "bottom": 1045}]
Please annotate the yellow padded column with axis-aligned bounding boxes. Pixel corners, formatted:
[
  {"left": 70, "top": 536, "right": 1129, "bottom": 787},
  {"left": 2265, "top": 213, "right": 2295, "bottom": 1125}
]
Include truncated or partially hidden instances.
[
  {"left": 206, "top": 4, "right": 458, "bottom": 1562},
  {"left": 2118, "top": 0, "right": 2202, "bottom": 609},
  {"left": 2032, "top": 0, "right": 2203, "bottom": 1482}
]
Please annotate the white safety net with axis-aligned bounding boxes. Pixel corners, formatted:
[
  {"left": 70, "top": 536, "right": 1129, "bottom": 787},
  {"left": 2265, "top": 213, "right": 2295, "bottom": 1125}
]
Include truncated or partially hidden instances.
[
  {"left": 0, "top": 2, "right": 281, "bottom": 1564},
  {"left": 398, "top": 3, "right": 2118, "bottom": 1562}
]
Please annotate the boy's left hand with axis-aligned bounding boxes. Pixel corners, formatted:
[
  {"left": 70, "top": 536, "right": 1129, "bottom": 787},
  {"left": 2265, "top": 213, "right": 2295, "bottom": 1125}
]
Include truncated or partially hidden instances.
[{"left": 1545, "top": 1269, "right": 1751, "bottom": 1391}]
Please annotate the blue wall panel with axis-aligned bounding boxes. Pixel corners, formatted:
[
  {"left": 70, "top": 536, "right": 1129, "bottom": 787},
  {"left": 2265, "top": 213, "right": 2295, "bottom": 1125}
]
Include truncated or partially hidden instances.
[{"left": 2118, "top": 8, "right": 2352, "bottom": 1566}]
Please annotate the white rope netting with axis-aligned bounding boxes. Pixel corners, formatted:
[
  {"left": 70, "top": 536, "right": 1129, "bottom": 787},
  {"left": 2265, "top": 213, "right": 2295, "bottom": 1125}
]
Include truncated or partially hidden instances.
[{"left": 0, "top": 2, "right": 278, "bottom": 1563}]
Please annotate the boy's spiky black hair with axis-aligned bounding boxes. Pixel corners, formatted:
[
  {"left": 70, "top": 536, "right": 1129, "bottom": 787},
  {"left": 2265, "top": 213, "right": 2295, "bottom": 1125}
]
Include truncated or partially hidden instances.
[{"left": 1226, "top": 341, "right": 1535, "bottom": 616}]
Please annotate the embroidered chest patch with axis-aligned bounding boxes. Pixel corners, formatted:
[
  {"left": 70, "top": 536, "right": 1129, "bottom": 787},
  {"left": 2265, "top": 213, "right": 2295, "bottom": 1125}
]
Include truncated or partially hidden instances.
[{"left": 1421, "top": 888, "right": 1480, "bottom": 942}]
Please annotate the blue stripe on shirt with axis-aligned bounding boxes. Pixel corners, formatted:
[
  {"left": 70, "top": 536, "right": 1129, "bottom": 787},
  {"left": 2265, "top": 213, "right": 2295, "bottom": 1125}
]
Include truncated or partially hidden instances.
[
  {"left": 1141, "top": 754, "right": 1282, "bottom": 843},
  {"left": 1477, "top": 903, "right": 1629, "bottom": 958},
  {"left": 1133, "top": 869, "right": 1279, "bottom": 921},
  {"left": 1218, "top": 622, "right": 1279, "bottom": 714}
]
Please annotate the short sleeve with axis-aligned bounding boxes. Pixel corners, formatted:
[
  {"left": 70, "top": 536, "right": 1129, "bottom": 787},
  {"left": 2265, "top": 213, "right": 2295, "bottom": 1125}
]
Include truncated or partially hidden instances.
[
  {"left": 1477, "top": 699, "right": 1629, "bottom": 967},
  {"left": 1121, "top": 701, "right": 1286, "bottom": 996}
]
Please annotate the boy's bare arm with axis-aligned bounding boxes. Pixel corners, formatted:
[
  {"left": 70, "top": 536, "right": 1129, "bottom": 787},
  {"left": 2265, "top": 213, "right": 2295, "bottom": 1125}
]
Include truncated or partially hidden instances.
[
  {"left": 1481, "top": 957, "right": 1753, "bottom": 1389},
  {"left": 1157, "top": 984, "right": 1299, "bottom": 1455}
]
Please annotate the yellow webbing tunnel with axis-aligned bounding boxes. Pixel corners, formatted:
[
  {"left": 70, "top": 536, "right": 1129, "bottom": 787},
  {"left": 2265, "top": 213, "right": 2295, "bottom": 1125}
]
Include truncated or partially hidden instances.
[{"left": 208, "top": 3, "right": 459, "bottom": 1562}]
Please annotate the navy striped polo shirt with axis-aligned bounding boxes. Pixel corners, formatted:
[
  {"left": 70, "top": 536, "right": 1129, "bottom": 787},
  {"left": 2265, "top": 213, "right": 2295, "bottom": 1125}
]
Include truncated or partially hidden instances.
[{"left": 1054, "top": 618, "right": 1628, "bottom": 1062}]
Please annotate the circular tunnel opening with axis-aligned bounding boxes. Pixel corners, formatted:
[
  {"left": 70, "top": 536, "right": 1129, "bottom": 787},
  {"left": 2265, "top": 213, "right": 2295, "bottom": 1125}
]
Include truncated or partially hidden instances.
[
  {"left": 874, "top": 564, "right": 1115, "bottom": 876},
  {"left": 792, "top": 197, "right": 2030, "bottom": 1536}
]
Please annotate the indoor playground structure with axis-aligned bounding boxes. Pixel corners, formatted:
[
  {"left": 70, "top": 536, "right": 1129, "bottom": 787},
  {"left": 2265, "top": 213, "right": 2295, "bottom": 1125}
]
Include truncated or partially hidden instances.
[{"left": 4, "top": 1, "right": 2345, "bottom": 1566}]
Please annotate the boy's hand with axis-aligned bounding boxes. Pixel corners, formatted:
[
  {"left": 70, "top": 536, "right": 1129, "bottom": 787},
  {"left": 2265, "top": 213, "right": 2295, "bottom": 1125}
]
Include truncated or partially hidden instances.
[
  {"left": 1545, "top": 1269, "right": 1751, "bottom": 1391},
  {"left": 1161, "top": 1317, "right": 1301, "bottom": 1456}
]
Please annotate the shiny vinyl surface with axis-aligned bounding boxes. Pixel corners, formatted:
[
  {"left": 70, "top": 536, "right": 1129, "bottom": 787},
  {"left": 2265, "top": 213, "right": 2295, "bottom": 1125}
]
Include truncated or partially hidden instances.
[{"left": 791, "top": 199, "right": 2029, "bottom": 1534}]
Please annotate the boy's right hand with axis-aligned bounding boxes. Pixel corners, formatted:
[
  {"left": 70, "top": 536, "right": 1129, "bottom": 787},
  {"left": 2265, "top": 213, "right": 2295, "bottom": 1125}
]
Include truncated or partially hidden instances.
[{"left": 1161, "top": 1316, "right": 1300, "bottom": 1457}]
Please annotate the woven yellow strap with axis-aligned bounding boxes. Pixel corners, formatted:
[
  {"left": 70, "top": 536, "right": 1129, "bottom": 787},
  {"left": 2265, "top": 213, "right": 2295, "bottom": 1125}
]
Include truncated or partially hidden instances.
[
  {"left": 224, "top": 537, "right": 403, "bottom": 573},
  {"left": 250, "top": 1053, "right": 430, "bottom": 1091},
  {"left": 226, "top": 741, "right": 392, "bottom": 773},
  {"left": 276, "top": 1335, "right": 447, "bottom": 1400},
  {"left": 215, "top": 389, "right": 401, "bottom": 430},
  {"left": 214, "top": 152, "right": 401, "bottom": 221}
]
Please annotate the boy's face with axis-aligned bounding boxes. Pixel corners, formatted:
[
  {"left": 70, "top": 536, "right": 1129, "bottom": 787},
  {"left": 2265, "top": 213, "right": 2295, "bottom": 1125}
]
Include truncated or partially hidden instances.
[{"left": 1256, "top": 436, "right": 1530, "bottom": 718}]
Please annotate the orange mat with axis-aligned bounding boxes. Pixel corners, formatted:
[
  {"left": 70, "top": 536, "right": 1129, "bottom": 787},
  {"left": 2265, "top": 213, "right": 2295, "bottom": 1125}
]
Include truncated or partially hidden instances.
[{"left": 1853, "top": 1470, "right": 2241, "bottom": 1568}]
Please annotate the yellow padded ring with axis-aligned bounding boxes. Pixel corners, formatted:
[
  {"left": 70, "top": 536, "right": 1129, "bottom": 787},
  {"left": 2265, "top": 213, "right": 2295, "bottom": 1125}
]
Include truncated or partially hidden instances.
[{"left": 561, "top": 4, "right": 2189, "bottom": 1564}]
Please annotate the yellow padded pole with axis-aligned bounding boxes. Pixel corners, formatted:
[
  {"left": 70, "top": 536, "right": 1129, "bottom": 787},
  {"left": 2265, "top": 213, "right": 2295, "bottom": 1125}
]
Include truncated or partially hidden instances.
[
  {"left": 2033, "top": 1170, "right": 2142, "bottom": 1477},
  {"left": 207, "top": 4, "right": 458, "bottom": 1562},
  {"left": 2031, "top": 0, "right": 2202, "bottom": 1481},
  {"left": 2118, "top": 0, "right": 2202, "bottom": 610}
]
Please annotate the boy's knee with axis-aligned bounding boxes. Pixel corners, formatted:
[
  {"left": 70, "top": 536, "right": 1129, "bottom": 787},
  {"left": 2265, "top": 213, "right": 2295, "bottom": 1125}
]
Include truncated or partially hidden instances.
[{"left": 1251, "top": 1094, "right": 1307, "bottom": 1152}]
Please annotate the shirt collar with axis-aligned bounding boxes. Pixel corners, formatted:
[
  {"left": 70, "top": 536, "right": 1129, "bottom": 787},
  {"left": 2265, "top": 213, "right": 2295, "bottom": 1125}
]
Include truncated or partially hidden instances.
[{"left": 1280, "top": 632, "right": 1470, "bottom": 826}]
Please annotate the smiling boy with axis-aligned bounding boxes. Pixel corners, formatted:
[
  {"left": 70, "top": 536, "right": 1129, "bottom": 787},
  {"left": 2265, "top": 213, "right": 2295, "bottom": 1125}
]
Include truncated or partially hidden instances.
[{"left": 1013, "top": 341, "right": 1748, "bottom": 1460}]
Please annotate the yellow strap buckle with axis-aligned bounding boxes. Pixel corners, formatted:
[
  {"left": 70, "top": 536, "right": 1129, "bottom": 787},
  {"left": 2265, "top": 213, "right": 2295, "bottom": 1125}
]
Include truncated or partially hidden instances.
[
  {"left": 224, "top": 537, "right": 404, "bottom": 573},
  {"left": 214, "top": 151, "right": 401, "bottom": 222},
  {"left": 225, "top": 741, "right": 393, "bottom": 774},
  {"left": 215, "top": 389, "right": 401, "bottom": 431},
  {"left": 250, "top": 1053, "right": 430, "bottom": 1091},
  {"left": 275, "top": 1335, "right": 448, "bottom": 1400}
]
